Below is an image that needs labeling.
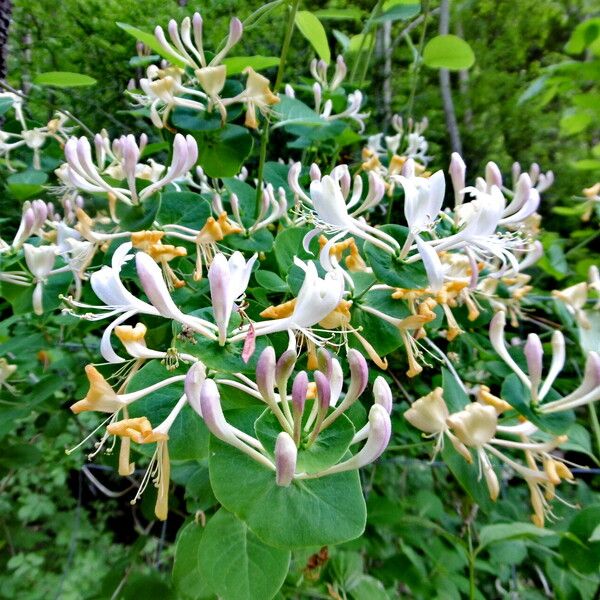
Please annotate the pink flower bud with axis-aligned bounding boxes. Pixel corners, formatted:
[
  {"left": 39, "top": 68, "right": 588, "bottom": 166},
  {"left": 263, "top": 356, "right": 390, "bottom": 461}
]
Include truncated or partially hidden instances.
[
  {"left": 373, "top": 376, "right": 393, "bottom": 414},
  {"left": 524, "top": 334, "right": 543, "bottom": 397},
  {"left": 199, "top": 379, "right": 230, "bottom": 440},
  {"left": 185, "top": 362, "right": 206, "bottom": 417},
  {"left": 256, "top": 346, "right": 277, "bottom": 405},
  {"left": 449, "top": 152, "right": 466, "bottom": 207},
  {"left": 292, "top": 371, "right": 308, "bottom": 415},
  {"left": 314, "top": 370, "right": 331, "bottom": 411},
  {"left": 275, "top": 432, "right": 297, "bottom": 486},
  {"left": 485, "top": 161, "right": 502, "bottom": 190}
]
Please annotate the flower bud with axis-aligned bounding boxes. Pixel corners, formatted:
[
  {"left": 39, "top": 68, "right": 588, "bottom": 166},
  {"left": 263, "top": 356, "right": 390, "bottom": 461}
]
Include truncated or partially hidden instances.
[
  {"left": 256, "top": 346, "right": 277, "bottom": 406},
  {"left": 524, "top": 333, "right": 543, "bottom": 398},
  {"left": 373, "top": 377, "right": 393, "bottom": 414},
  {"left": 485, "top": 161, "right": 502, "bottom": 190},
  {"left": 449, "top": 152, "right": 466, "bottom": 207},
  {"left": 275, "top": 348, "right": 297, "bottom": 394},
  {"left": 292, "top": 371, "right": 308, "bottom": 416},
  {"left": 275, "top": 432, "right": 297, "bottom": 486},
  {"left": 199, "top": 379, "right": 230, "bottom": 441},
  {"left": 185, "top": 362, "right": 207, "bottom": 417}
]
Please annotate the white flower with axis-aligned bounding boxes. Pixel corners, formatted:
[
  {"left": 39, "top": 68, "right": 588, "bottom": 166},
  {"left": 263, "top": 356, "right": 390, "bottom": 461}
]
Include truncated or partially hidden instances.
[{"left": 208, "top": 251, "right": 257, "bottom": 345}]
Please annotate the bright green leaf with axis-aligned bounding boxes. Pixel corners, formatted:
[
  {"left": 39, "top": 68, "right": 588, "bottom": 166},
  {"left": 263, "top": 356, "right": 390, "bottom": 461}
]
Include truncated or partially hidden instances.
[
  {"left": 198, "top": 508, "right": 290, "bottom": 600},
  {"left": 423, "top": 35, "right": 475, "bottom": 70},
  {"left": 222, "top": 55, "right": 280, "bottom": 75},
  {"left": 295, "top": 11, "right": 331, "bottom": 64},
  {"left": 34, "top": 71, "right": 97, "bottom": 87},
  {"left": 116, "top": 22, "right": 185, "bottom": 67}
]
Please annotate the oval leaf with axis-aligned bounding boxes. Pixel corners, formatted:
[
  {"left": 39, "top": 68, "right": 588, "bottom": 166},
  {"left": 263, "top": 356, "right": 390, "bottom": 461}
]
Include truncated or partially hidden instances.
[
  {"left": 423, "top": 34, "right": 475, "bottom": 70},
  {"left": 198, "top": 508, "right": 290, "bottom": 600},
  {"left": 34, "top": 71, "right": 97, "bottom": 88},
  {"left": 295, "top": 11, "right": 331, "bottom": 64}
]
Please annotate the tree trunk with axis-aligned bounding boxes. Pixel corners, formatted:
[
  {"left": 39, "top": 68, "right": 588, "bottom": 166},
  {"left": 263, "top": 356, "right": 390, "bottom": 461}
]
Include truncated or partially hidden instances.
[
  {"left": 438, "top": 0, "right": 463, "bottom": 154},
  {"left": 0, "top": 0, "right": 13, "bottom": 81}
]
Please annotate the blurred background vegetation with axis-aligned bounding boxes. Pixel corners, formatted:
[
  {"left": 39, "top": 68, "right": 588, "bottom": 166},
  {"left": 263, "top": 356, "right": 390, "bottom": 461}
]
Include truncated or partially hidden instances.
[{"left": 1, "top": 0, "right": 599, "bottom": 598}]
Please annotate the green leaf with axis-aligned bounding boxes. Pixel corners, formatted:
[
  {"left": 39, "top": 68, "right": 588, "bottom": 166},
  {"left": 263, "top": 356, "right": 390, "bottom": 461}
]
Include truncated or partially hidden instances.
[
  {"left": 559, "top": 505, "right": 600, "bottom": 573},
  {"left": 315, "top": 8, "right": 365, "bottom": 20},
  {"left": 423, "top": 35, "right": 475, "bottom": 70},
  {"left": 272, "top": 96, "right": 327, "bottom": 129},
  {"left": 173, "top": 315, "right": 269, "bottom": 374},
  {"left": 565, "top": 18, "right": 600, "bottom": 56},
  {"left": 560, "top": 110, "right": 593, "bottom": 135},
  {"left": 572, "top": 159, "right": 600, "bottom": 171},
  {"left": 255, "top": 408, "right": 355, "bottom": 473},
  {"left": 273, "top": 227, "right": 316, "bottom": 274},
  {"left": 172, "top": 521, "right": 212, "bottom": 600},
  {"left": 254, "top": 271, "right": 288, "bottom": 293},
  {"left": 209, "top": 408, "right": 366, "bottom": 548},
  {"left": 295, "top": 11, "right": 331, "bottom": 64},
  {"left": 478, "top": 522, "right": 557, "bottom": 551},
  {"left": 0, "top": 96, "right": 14, "bottom": 115},
  {"left": 34, "top": 71, "right": 97, "bottom": 87},
  {"left": 115, "top": 194, "right": 161, "bottom": 231},
  {"left": 441, "top": 443, "right": 494, "bottom": 513},
  {"left": 196, "top": 125, "right": 253, "bottom": 178},
  {"left": 442, "top": 368, "right": 469, "bottom": 413},
  {"left": 375, "top": 3, "right": 420, "bottom": 23},
  {"left": 158, "top": 191, "right": 211, "bottom": 229},
  {"left": 116, "top": 22, "right": 185, "bottom": 67},
  {"left": 502, "top": 374, "right": 574, "bottom": 435},
  {"left": 7, "top": 170, "right": 48, "bottom": 200},
  {"left": 222, "top": 56, "right": 280, "bottom": 75},
  {"left": 198, "top": 508, "right": 290, "bottom": 600},
  {"left": 363, "top": 225, "right": 428, "bottom": 288}
]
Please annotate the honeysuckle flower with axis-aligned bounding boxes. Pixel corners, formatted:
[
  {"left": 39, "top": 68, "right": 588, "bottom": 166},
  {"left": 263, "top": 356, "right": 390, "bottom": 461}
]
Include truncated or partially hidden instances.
[
  {"left": 63, "top": 243, "right": 162, "bottom": 362},
  {"left": 162, "top": 211, "right": 242, "bottom": 280},
  {"left": 155, "top": 13, "right": 243, "bottom": 72},
  {"left": 290, "top": 163, "right": 395, "bottom": 262},
  {"left": 224, "top": 67, "right": 280, "bottom": 129},
  {"left": 309, "top": 55, "right": 347, "bottom": 91},
  {"left": 490, "top": 310, "right": 600, "bottom": 415},
  {"left": 489, "top": 311, "right": 566, "bottom": 402},
  {"left": 184, "top": 361, "right": 207, "bottom": 417},
  {"left": 71, "top": 363, "right": 185, "bottom": 416},
  {"left": 300, "top": 404, "right": 391, "bottom": 479},
  {"left": 10, "top": 200, "right": 49, "bottom": 251},
  {"left": 538, "top": 351, "right": 600, "bottom": 414},
  {"left": 24, "top": 243, "right": 57, "bottom": 315},
  {"left": 63, "top": 134, "right": 198, "bottom": 204},
  {"left": 135, "top": 251, "right": 218, "bottom": 340},
  {"left": 107, "top": 387, "right": 189, "bottom": 520},
  {"left": 0, "top": 358, "right": 17, "bottom": 393},
  {"left": 209, "top": 346, "right": 392, "bottom": 482},
  {"left": 199, "top": 378, "right": 276, "bottom": 470},
  {"left": 209, "top": 251, "right": 257, "bottom": 345},
  {"left": 552, "top": 281, "right": 591, "bottom": 328},
  {"left": 230, "top": 259, "right": 344, "bottom": 345},
  {"left": 320, "top": 90, "right": 369, "bottom": 133},
  {"left": 136, "top": 65, "right": 206, "bottom": 129}
]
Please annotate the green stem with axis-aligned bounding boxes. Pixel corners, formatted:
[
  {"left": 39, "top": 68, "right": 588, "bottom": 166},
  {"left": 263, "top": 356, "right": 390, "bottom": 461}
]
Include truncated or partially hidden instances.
[
  {"left": 468, "top": 524, "right": 476, "bottom": 600},
  {"left": 255, "top": 0, "right": 300, "bottom": 213},
  {"left": 350, "top": 0, "right": 384, "bottom": 84},
  {"left": 357, "top": 1, "right": 385, "bottom": 88},
  {"left": 589, "top": 403, "right": 600, "bottom": 464},
  {"left": 407, "top": 0, "right": 431, "bottom": 119}
]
